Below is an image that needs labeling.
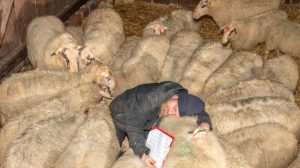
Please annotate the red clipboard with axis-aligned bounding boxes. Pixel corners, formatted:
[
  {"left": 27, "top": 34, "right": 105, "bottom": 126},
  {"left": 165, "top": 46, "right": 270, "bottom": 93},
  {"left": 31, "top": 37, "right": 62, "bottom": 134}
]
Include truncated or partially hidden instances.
[
  {"left": 151, "top": 126, "right": 175, "bottom": 147},
  {"left": 147, "top": 126, "right": 175, "bottom": 168}
]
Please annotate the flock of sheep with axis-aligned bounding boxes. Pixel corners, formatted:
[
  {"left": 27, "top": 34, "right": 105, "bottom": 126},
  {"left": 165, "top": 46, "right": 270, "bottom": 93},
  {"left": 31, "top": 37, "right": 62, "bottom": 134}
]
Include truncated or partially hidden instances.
[{"left": 0, "top": 0, "right": 300, "bottom": 167}]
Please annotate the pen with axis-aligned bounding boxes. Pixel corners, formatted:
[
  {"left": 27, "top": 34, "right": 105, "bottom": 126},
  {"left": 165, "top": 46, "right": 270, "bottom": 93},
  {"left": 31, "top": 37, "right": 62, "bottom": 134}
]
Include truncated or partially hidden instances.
[
  {"left": 187, "top": 129, "right": 208, "bottom": 140},
  {"left": 188, "top": 129, "right": 208, "bottom": 134}
]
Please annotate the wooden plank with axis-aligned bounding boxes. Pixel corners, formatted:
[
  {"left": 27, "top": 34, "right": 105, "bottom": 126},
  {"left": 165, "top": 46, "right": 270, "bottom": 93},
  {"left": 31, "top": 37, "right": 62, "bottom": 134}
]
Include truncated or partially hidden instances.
[
  {"left": 0, "top": 0, "right": 15, "bottom": 47},
  {"left": 292, "top": 0, "right": 300, "bottom": 3},
  {"left": 0, "top": 2, "right": 22, "bottom": 60},
  {"left": 0, "top": 0, "right": 89, "bottom": 79}
]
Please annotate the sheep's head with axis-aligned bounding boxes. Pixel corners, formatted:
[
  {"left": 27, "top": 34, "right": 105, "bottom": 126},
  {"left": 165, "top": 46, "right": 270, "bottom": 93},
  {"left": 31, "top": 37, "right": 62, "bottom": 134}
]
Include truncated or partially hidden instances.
[
  {"left": 83, "top": 61, "right": 117, "bottom": 99},
  {"left": 145, "top": 21, "right": 168, "bottom": 36},
  {"left": 192, "top": 0, "right": 211, "bottom": 19},
  {"left": 50, "top": 33, "right": 80, "bottom": 72},
  {"left": 221, "top": 22, "right": 237, "bottom": 44},
  {"left": 78, "top": 46, "right": 95, "bottom": 70}
]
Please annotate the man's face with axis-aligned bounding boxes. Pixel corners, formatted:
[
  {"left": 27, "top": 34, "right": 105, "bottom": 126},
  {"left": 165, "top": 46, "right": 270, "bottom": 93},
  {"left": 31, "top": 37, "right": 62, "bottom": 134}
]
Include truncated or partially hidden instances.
[{"left": 160, "top": 95, "right": 180, "bottom": 117}]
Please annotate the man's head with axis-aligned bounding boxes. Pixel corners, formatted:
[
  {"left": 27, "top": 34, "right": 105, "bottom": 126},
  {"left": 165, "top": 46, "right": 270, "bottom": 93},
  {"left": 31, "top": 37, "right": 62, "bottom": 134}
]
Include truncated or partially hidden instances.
[{"left": 160, "top": 93, "right": 205, "bottom": 117}]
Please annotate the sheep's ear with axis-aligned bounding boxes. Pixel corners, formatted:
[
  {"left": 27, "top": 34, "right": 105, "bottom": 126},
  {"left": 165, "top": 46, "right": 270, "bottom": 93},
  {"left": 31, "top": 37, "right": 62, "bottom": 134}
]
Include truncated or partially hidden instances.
[
  {"left": 162, "top": 24, "right": 169, "bottom": 30},
  {"left": 51, "top": 47, "right": 64, "bottom": 56},
  {"left": 206, "top": 0, "right": 213, "bottom": 6},
  {"left": 53, "top": 47, "right": 69, "bottom": 69},
  {"left": 77, "top": 45, "right": 84, "bottom": 50},
  {"left": 145, "top": 24, "right": 155, "bottom": 30}
]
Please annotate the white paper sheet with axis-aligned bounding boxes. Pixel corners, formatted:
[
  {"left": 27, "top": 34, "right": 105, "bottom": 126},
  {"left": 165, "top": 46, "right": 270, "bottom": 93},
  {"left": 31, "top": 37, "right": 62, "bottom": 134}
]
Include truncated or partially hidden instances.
[{"left": 146, "top": 128, "right": 174, "bottom": 168}]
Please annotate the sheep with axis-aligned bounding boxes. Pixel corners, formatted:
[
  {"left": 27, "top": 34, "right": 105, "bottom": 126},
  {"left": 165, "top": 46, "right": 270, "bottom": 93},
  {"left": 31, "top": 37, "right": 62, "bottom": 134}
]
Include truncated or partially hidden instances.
[
  {"left": 66, "top": 26, "right": 85, "bottom": 46},
  {"left": 288, "top": 144, "right": 300, "bottom": 168},
  {"left": 179, "top": 41, "right": 233, "bottom": 95},
  {"left": 112, "top": 149, "right": 145, "bottom": 168},
  {"left": 0, "top": 83, "right": 104, "bottom": 167},
  {"left": 265, "top": 19, "right": 300, "bottom": 58},
  {"left": 205, "top": 79, "right": 294, "bottom": 105},
  {"left": 54, "top": 105, "right": 120, "bottom": 168},
  {"left": 113, "top": 116, "right": 227, "bottom": 168},
  {"left": 202, "top": 51, "right": 263, "bottom": 98},
  {"left": 142, "top": 10, "right": 201, "bottom": 39},
  {"left": 192, "top": 0, "right": 281, "bottom": 27},
  {"left": 83, "top": 8, "right": 125, "bottom": 65},
  {"left": 254, "top": 54, "right": 299, "bottom": 91},
  {"left": 218, "top": 137, "right": 252, "bottom": 168},
  {"left": 110, "top": 36, "right": 141, "bottom": 70},
  {"left": 221, "top": 10, "right": 287, "bottom": 50},
  {"left": 122, "top": 36, "right": 170, "bottom": 87},
  {"left": 222, "top": 123, "right": 298, "bottom": 168},
  {"left": 159, "top": 116, "right": 227, "bottom": 168},
  {"left": 159, "top": 30, "right": 203, "bottom": 82},
  {"left": 26, "top": 16, "right": 83, "bottom": 72},
  {"left": 3, "top": 113, "right": 87, "bottom": 168},
  {"left": 0, "top": 62, "right": 116, "bottom": 124},
  {"left": 206, "top": 97, "right": 300, "bottom": 135}
]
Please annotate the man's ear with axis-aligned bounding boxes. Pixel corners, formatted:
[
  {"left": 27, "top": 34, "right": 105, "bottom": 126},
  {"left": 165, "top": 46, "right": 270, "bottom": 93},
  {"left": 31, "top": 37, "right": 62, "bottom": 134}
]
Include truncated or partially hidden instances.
[{"left": 172, "top": 95, "right": 179, "bottom": 99}]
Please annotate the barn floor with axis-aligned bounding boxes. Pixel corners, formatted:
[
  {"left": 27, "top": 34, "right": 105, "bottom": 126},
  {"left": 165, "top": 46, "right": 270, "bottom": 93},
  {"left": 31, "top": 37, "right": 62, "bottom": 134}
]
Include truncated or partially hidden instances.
[{"left": 110, "top": 2, "right": 300, "bottom": 106}]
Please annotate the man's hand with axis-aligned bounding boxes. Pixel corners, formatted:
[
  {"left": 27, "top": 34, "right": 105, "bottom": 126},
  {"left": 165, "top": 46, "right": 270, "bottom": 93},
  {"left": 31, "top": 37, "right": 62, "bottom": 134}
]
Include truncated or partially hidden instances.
[
  {"left": 192, "top": 123, "right": 210, "bottom": 139},
  {"left": 142, "top": 154, "right": 156, "bottom": 168}
]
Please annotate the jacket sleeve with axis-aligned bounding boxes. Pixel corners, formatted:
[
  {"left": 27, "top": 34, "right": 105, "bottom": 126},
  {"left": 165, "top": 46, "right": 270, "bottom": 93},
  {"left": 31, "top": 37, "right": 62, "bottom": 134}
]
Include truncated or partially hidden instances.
[
  {"left": 193, "top": 99, "right": 212, "bottom": 129},
  {"left": 196, "top": 109, "right": 212, "bottom": 130},
  {"left": 127, "top": 131, "right": 150, "bottom": 158}
]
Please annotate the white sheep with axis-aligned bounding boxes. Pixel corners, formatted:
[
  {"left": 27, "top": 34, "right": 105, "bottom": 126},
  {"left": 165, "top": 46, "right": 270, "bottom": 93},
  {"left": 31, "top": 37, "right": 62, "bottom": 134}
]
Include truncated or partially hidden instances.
[
  {"left": 122, "top": 36, "right": 170, "bottom": 87},
  {"left": 179, "top": 41, "right": 233, "bottom": 95},
  {"left": 159, "top": 30, "right": 203, "bottom": 82},
  {"left": 26, "top": 16, "right": 83, "bottom": 72},
  {"left": 205, "top": 79, "right": 294, "bottom": 105},
  {"left": 218, "top": 137, "right": 252, "bottom": 168},
  {"left": 112, "top": 149, "right": 145, "bottom": 168},
  {"left": 66, "top": 26, "right": 85, "bottom": 46},
  {"left": 223, "top": 123, "right": 298, "bottom": 168},
  {"left": 288, "top": 144, "right": 300, "bottom": 168},
  {"left": 221, "top": 10, "right": 287, "bottom": 50},
  {"left": 142, "top": 10, "right": 201, "bottom": 39},
  {"left": 202, "top": 51, "right": 263, "bottom": 97},
  {"left": 159, "top": 116, "right": 227, "bottom": 168},
  {"left": 192, "top": 0, "right": 281, "bottom": 27},
  {"left": 83, "top": 8, "right": 125, "bottom": 65},
  {"left": 207, "top": 97, "right": 300, "bottom": 135},
  {"left": 0, "top": 62, "right": 116, "bottom": 124},
  {"left": 254, "top": 54, "right": 299, "bottom": 91},
  {"left": 54, "top": 105, "right": 120, "bottom": 168},
  {"left": 4, "top": 113, "right": 86, "bottom": 168},
  {"left": 265, "top": 19, "right": 300, "bottom": 58},
  {"left": 0, "top": 84, "right": 100, "bottom": 167},
  {"left": 110, "top": 36, "right": 141, "bottom": 70}
]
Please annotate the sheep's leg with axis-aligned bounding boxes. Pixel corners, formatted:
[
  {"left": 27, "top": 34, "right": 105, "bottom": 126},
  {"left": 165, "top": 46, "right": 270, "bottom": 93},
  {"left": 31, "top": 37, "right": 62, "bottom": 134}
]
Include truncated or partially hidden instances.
[
  {"left": 264, "top": 50, "right": 270, "bottom": 62},
  {"left": 275, "top": 48, "right": 281, "bottom": 56}
]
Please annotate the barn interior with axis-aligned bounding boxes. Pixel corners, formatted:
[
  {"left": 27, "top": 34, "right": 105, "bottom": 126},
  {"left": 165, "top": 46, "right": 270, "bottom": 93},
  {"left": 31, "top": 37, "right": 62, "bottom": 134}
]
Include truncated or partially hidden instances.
[{"left": 0, "top": 0, "right": 300, "bottom": 167}]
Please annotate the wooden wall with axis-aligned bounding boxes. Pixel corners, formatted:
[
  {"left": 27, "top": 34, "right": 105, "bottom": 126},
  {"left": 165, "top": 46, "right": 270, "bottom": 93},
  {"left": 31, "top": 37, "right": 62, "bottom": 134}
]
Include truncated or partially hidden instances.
[
  {"left": 285, "top": 0, "right": 300, "bottom": 3},
  {"left": 0, "top": 0, "right": 88, "bottom": 78}
]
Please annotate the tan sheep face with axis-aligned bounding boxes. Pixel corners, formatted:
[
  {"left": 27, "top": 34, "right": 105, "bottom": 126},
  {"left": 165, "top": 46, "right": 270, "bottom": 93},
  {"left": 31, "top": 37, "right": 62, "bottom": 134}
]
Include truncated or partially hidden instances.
[
  {"left": 222, "top": 23, "right": 236, "bottom": 44},
  {"left": 192, "top": 0, "right": 210, "bottom": 19},
  {"left": 78, "top": 46, "right": 95, "bottom": 70},
  {"left": 52, "top": 34, "right": 81, "bottom": 72},
  {"left": 145, "top": 21, "right": 168, "bottom": 36},
  {"left": 89, "top": 64, "right": 117, "bottom": 98}
]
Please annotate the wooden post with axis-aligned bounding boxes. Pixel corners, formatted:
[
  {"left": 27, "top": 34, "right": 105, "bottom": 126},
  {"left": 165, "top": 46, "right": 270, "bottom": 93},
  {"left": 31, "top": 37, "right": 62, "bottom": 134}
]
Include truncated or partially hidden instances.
[{"left": 0, "top": 0, "right": 15, "bottom": 47}]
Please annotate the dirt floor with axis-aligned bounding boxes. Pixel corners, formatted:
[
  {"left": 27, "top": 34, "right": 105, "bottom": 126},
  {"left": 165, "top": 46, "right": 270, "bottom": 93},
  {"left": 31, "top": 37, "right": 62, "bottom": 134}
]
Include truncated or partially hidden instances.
[{"left": 111, "top": 2, "right": 300, "bottom": 106}]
